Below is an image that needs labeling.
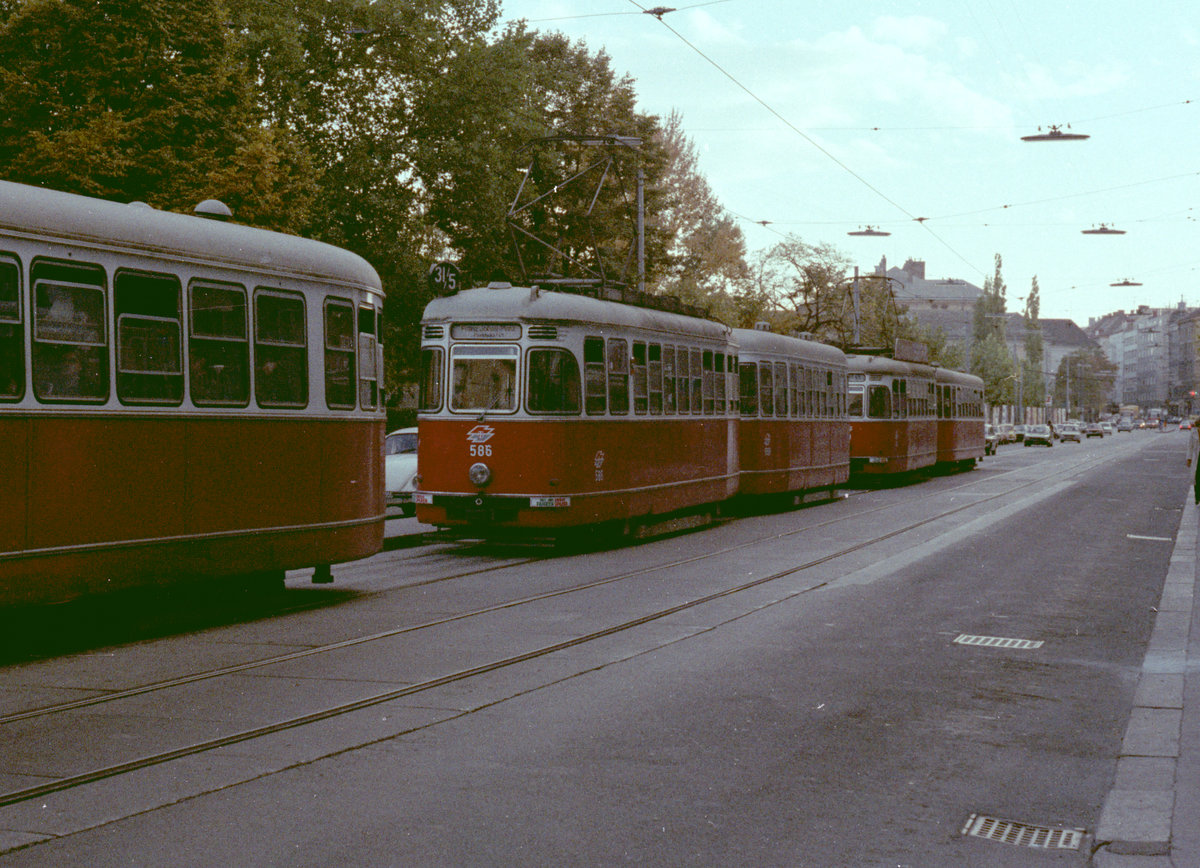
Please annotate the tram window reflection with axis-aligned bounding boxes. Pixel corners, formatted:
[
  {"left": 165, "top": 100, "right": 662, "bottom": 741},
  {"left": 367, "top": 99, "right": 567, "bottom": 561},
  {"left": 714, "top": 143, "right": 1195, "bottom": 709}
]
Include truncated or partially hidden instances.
[
  {"left": 0, "top": 257, "right": 22, "bottom": 400},
  {"left": 527, "top": 348, "right": 581, "bottom": 414},
  {"left": 450, "top": 345, "right": 517, "bottom": 412},
  {"left": 115, "top": 269, "right": 183, "bottom": 405},
  {"left": 324, "top": 300, "right": 356, "bottom": 409},
  {"left": 190, "top": 282, "right": 249, "bottom": 406},
  {"left": 255, "top": 291, "right": 307, "bottom": 407},
  {"left": 31, "top": 265, "right": 109, "bottom": 403}
]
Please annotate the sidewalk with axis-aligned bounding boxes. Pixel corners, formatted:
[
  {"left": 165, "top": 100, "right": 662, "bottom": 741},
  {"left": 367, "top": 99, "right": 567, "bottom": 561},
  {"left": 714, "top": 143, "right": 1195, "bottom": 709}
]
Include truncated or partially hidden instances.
[{"left": 1095, "top": 496, "right": 1200, "bottom": 866}]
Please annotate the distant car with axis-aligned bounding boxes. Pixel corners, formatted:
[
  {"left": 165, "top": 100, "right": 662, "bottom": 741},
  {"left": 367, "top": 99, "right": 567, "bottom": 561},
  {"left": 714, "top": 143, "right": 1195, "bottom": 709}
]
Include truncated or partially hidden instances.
[
  {"left": 1181, "top": 419, "right": 1194, "bottom": 430},
  {"left": 1117, "top": 418, "right": 1134, "bottom": 432},
  {"left": 984, "top": 424, "right": 1001, "bottom": 455},
  {"left": 1058, "top": 424, "right": 1082, "bottom": 443},
  {"left": 385, "top": 427, "right": 419, "bottom": 516},
  {"left": 1099, "top": 422, "right": 1114, "bottom": 436},
  {"left": 1084, "top": 423, "right": 1105, "bottom": 438},
  {"left": 997, "top": 423, "right": 1016, "bottom": 443},
  {"left": 1013, "top": 424, "right": 1027, "bottom": 442},
  {"left": 1024, "top": 424, "right": 1054, "bottom": 447}
]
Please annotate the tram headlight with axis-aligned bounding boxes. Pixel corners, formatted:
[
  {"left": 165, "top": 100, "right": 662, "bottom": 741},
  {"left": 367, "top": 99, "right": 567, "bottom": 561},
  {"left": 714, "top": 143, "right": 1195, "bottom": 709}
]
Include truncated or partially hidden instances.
[{"left": 468, "top": 462, "right": 492, "bottom": 487}]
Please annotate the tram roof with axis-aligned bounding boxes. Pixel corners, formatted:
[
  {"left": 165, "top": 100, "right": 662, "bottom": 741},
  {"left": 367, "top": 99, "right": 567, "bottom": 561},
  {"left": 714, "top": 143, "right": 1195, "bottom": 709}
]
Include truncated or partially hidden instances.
[
  {"left": 731, "top": 327, "right": 846, "bottom": 366},
  {"left": 0, "top": 180, "right": 382, "bottom": 293},
  {"left": 846, "top": 352, "right": 981, "bottom": 387},
  {"left": 424, "top": 284, "right": 732, "bottom": 341}
]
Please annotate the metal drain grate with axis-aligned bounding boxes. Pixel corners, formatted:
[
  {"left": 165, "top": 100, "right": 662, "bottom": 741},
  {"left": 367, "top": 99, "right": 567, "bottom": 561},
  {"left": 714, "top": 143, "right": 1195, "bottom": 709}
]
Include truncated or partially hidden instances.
[
  {"left": 954, "top": 634, "right": 1043, "bottom": 650},
  {"left": 961, "top": 813, "right": 1083, "bottom": 850}
]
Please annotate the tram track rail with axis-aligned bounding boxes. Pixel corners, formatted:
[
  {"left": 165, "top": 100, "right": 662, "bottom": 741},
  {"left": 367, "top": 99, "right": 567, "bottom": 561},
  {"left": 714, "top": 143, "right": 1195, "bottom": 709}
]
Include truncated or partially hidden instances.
[{"left": 0, "top": 449, "right": 1118, "bottom": 811}]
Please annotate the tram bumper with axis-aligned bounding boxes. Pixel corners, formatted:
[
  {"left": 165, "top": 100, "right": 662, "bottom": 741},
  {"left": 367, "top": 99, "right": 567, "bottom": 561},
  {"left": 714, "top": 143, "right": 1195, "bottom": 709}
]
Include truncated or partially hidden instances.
[{"left": 414, "top": 492, "right": 573, "bottom": 528}]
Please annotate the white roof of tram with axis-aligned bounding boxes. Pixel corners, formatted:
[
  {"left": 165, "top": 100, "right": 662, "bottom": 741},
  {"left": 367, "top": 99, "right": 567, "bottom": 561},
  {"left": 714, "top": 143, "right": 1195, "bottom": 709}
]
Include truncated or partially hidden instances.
[{"left": 0, "top": 179, "right": 382, "bottom": 293}]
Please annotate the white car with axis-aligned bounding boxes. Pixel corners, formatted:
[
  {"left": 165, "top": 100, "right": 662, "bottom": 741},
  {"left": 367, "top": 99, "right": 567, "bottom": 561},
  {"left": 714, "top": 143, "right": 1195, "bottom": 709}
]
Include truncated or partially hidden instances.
[{"left": 385, "top": 427, "right": 419, "bottom": 516}]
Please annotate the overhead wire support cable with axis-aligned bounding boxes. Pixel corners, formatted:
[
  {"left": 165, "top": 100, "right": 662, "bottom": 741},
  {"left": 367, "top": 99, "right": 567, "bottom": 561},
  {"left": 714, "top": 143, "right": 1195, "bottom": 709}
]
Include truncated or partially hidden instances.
[{"left": 635, "top": 3, "right": 984, "bottom": 276}]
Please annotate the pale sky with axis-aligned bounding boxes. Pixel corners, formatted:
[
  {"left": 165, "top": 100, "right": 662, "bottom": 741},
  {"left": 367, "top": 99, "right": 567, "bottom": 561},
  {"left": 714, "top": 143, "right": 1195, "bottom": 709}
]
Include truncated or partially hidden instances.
[{"left": 499, "top": 0, "right": 1200, "bottom": 327}]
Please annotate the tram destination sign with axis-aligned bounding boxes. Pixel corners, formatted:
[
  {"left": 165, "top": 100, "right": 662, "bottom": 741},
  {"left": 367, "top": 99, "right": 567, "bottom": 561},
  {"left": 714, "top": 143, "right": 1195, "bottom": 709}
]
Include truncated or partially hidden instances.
[{"left": 451, "top": 323, "right": 522, "bottom": 340}]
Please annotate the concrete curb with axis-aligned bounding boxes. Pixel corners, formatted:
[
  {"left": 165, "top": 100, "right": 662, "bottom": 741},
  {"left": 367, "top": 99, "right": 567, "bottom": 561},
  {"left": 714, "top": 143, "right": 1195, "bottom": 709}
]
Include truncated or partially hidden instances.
[{"left": 1094, "top": 497, "right": 1196, "bottom": 861}]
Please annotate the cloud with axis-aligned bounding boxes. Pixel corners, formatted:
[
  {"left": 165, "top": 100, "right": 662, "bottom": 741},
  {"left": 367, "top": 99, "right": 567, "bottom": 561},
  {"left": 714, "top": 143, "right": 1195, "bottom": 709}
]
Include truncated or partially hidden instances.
[{"left": 870, "top": 15, "right": 948, "bottom": 50}]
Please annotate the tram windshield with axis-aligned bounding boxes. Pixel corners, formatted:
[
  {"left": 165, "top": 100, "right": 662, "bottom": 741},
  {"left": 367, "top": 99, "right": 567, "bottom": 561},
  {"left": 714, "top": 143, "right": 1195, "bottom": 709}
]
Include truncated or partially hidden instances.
[{"left": 450, "top": 345, "right": 518, "bottom": 412}]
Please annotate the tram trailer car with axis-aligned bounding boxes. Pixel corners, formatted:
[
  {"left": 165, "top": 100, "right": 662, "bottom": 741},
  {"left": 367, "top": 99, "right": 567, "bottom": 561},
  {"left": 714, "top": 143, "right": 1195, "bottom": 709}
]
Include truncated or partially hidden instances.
[
  {"left": 0, "top": 181, "right": 386, "bottom": 606},
  {"left": 733, "top": 327, "right": 850, "bottom": 498},
  {"left": 414, "top": 282, "right": 740, "bottom": 534},
  {"left": 846, "top": 354, "right": 984, "bottom": 476}
]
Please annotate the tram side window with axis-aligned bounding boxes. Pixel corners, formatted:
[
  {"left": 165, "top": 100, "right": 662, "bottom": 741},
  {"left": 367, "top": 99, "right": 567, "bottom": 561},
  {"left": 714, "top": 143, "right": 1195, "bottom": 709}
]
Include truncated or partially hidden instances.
[
  {"left": 0, "top": 257, "right": 22, "bottom": 401},
  {"left": 662, "top": 345, "right": 676, "bottom": 414},
  {"left": 648, "top": 344, "right": 663, "bottom": 415},
  {"left": 255, "top": 291, "right": 308, "bottom": 407},
  {"left": 868, "top": 384, "right": 891, "bottom": 419},
  {"left": 451, "top": 345, "right": 517, "bottom": 412},
  {"left": 584, "top": 337, "right": 606, "bottom": 415},
  {"left": 418, "top": 347, "right": 443, "bottom": 411},
  {"left": 632, "top": 341, "right": 648, "bottom": 414},
  {"left": 701, "top": 351, "right": 715, "bottom": 414},
  {"left": 757, "top": 362, "right": 773, "bottom": 417},
  {"left": 190, "top": 282, "right": 249, "bottom": 406},
  {"left": 324, "top": 300, "right": 356, "bottom": 409},
  {"left": 31, "top": 260, "right": 109, "bottom": 403},
  {"left": 772, "top": 362, "right": 786, "bottom": 417},
  {"left": 607, "top": 338, "right": 629, "bottom": 415},
  {"left": 527, "top": 348, "right": 581, "bottom": 414},
  {"left": 689, "top": 349, "right": 703, "bottom": 414},
  {"left": 114, "top": 269, "right": 183, "bottom": 405},
  {"left": 713, "top": 352, "right": 725, "bottom": 414},
  {"left": 358, "top": 305, "right": 379, "bottom": 410},
  {"left": 739, "top": 362, "right": 758, "bottom": 416},
  {"left": 676, "top": 348, "right": 690, "bottom": 413},
  {"left": 848, "top": 388, "right": 863, "bottom": 417}
]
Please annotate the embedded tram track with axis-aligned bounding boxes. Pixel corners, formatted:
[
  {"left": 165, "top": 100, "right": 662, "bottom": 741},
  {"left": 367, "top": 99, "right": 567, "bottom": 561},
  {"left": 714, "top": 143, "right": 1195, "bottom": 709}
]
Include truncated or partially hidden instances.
[{"left": 0, "top": 447, "right": 1117, "bottom": 812}]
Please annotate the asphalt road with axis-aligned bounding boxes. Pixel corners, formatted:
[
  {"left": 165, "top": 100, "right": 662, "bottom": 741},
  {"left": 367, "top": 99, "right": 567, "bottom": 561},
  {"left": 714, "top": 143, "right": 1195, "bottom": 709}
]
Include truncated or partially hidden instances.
[{"left": 0, "top": 431, "right": 1190, "bottom": 866}]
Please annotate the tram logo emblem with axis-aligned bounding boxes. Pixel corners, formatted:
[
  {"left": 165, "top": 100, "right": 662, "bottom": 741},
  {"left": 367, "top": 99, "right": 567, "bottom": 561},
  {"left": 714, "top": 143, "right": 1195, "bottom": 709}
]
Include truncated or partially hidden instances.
[{"left": 466, "top": 425, "right": 496, "bottom": 444}]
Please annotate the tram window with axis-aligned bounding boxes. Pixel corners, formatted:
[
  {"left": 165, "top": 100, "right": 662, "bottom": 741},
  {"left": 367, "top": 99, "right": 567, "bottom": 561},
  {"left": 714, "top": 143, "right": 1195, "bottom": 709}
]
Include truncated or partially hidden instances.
[
  {"left": 662, "top": 345, "right": 675, "bottom": 414},
  {"left": 758, "top": 362, "right": 773, "bottom": 417},
  {"left": 255, "top": 290, "right": 308, "bottom": 407},
  {"left": 701, "top": 351, "right": 714, "bottom": 414},
  {"left": 607, "top": 338, "right": 629, "bottom": 415},
  {"left": 632, "top": 341, "right": 648, "bottom": 414},
  {"left": 676, "top": 348, "right": 689, "bottom": 413},
  {"left": 324, "top": 300, "right": 356, "bottom": 409},
  {"left": 358, "top": 305, "right": 378, "bottom": 410},
  {"left": 114, "top": 270, "right": 183, "bottom": 405},
  {"left": 451, "top": 344, "right": 517, "bottom": 412},
  {"left": 714, "top": 352, "right": 726, "bottom": 414},
  {"left": 739, "top": 362, "right": 758, "bottom": 416},
  {"left": 190, "top": 282, "right": 249, "bottom": 406},
  {"left": 31, "top": 260, "right": 109, "bottom": 403},
  {"left": 868, "top": 385, "right": 891, "bottom": 419},
  {"left": 527, "top": 348, "right": 581, "bottom": 414},
  {"left": 0, "top": 257, "right": 23, "bottom": 401},
  {"left": 807, "top": 368, "right": 817, "bottom": 417},
  {"left": 648, "top": 344, "right": 663, "bottom": 415},
  {"left": 584, "top": 336, "right": 606, "bottom": 415},
  {"left": 690, "top": 348, "right": 702, "bottom": 415},
  {"left": 772, "top": 362, "right": 786, "bottom": 417},
  {"left": 847, "top": 388, "right": 863, "bottom": 418},
  {"left": 418, "top": 347, "right": 443, "bottom": 411}
]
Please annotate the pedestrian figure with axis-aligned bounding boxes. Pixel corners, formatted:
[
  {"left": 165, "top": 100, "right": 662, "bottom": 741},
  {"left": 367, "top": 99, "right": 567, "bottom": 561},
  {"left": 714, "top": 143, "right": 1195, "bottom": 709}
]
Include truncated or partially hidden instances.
[{"left": 1188, "top": 421, "right": 1200, "bottom": 504}]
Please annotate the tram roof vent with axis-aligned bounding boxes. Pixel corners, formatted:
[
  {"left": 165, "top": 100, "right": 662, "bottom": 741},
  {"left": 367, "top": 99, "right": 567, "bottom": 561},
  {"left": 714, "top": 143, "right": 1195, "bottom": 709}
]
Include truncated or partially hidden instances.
[
  {"left": 487, "top": 281, "right": 513, "bottom": 290},
  {"left": 754, "top": 321, "right": 771, "bottom": 331},
  {"left": 194, "top": 199, "right": 233, "bottom": 221}
]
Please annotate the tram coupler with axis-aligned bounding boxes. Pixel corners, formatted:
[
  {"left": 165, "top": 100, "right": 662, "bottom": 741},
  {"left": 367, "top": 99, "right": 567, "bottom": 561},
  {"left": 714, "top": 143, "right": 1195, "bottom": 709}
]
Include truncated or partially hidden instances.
[{"left": 311, "top": 564, "right": 334, "bottom": 584}]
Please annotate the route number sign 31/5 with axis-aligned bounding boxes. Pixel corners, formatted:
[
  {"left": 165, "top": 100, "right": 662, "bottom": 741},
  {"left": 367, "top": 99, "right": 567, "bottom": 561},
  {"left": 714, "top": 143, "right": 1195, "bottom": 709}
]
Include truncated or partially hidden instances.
[{"left": 428, "top": 261, "right": 461, "bottom": 295}]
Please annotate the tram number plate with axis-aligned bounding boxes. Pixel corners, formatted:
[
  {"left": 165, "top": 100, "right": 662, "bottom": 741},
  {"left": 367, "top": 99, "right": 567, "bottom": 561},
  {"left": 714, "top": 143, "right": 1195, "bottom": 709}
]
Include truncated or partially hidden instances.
[{"left": 529, "top": 496, "right": 571, "bottom": 508}]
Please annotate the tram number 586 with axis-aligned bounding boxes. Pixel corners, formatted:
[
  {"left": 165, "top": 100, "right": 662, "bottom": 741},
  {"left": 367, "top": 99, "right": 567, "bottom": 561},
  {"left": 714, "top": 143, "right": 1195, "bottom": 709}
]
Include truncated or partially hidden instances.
[{"left": 470, "top": 444, "right": 492, "bottom": 457}]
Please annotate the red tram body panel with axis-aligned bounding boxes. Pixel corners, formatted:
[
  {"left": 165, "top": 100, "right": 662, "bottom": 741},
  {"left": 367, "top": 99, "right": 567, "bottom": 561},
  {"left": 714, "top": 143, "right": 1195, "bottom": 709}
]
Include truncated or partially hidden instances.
[
  {"left": 846, "top": 354, "right": 983, "bottom": 476},
  {"left": 0, "top": 181, "right": 386, "bottom": 605},
  {"left": 733, "top": 327, "right": 850, "bottom": 496},
  {"left": 415, "top": 284, "right": 739, "bottom": 533}
]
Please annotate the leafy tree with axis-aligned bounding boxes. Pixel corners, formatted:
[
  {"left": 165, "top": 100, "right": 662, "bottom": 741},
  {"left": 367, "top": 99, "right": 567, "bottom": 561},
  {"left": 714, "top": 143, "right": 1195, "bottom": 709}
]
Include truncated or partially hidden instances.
[
  {"left": 1053, "top": 348, "right": 1116, "bottom": 419},
  {"left": 653, "top": 111, "right": 747, "bottom": 315},
  {"left": 1020, "top": 276, "right": 1045, "bottom": 408},
  {"left": 739, "top": 236, "right": 853, "bottom": 338},
  {"left": 0, "top": 0, "right": 316, "bottom": 230}
]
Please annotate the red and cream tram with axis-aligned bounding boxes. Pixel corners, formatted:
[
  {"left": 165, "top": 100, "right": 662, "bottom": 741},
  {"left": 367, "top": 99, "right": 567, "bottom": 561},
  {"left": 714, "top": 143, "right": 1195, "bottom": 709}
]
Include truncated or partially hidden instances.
[
  {"left": 414, "top": 282, "right": 739, "bottom": 534},
  {"left": 0, "top": 180, "right": 386, "bottom": 605},
  {"left": 734, "top": 327, "right": 850, "bottom": 498},
  {"left": 846, "top": 352, "right": 984, "bottom": 476}
]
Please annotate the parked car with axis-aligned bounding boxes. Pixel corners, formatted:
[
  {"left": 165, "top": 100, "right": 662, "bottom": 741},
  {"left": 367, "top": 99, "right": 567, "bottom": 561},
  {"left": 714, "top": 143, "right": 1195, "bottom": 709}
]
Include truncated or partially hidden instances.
[
  {"left": 1117, "top": 418, "right": 1134, "bottom": 432},
  {"left": 1013, "top": 424, "right": 1027, "bottom": 442},
  {"left": 1058, "top": 424, "right": 1082, "bottom": 443},
  {"left": 1181, "top": 419, "right": 1194, "bottom": 430},
  {"left": 1084, "top": 423, "right": 1105, "bottom": 438},
  {"left": 1024, "top": 424, "right": 1054, "bottom": 447},
  {"left": 1099, "top": 422, "right": 1114, "bottom": 435},
  {"left": 984, "top": 424, "right": 1001, "bottom": 455},
  {"left": 385, "top": 427, "right": 419, "bottom": 516},
  {"left": 997, "top": 423, "right": 1017, "bottom": 443}
]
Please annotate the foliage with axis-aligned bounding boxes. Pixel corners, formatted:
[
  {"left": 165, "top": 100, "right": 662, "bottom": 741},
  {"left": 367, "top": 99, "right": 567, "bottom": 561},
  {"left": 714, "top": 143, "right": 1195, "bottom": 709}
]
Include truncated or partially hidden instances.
[
  {"left": 1053, "top": 347, "right": 1117, "bottom": 419},
  {"left": 0, "top": 0, "right": 317, "bottom": 230}
]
